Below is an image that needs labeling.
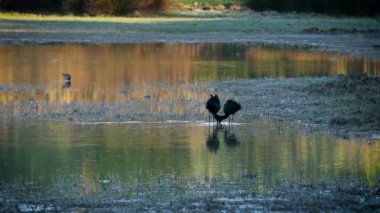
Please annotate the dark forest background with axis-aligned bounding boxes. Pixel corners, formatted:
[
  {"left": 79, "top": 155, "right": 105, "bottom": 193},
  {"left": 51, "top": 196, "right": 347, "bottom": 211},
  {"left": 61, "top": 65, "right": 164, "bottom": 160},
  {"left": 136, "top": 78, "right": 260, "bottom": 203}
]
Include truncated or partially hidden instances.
[
  {"left": 246, "top": 0, "right": 379, "bottom": 16},
  {"left": 0, "top": 0, "right": 379, "bottom": 16},
  {"left": 0, "top": 0, "right": 171, "bottom": 15}
]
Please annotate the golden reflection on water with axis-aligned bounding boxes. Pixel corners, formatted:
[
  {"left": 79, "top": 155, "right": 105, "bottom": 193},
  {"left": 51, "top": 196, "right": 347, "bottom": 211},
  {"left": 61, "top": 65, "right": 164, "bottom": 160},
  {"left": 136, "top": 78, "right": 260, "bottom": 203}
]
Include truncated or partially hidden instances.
[
  {"left": 0, "top": 43, "right": 379, "bottom": 107},
  {"left": 0, "top": 122, "right": 379, "bottom": 189}
]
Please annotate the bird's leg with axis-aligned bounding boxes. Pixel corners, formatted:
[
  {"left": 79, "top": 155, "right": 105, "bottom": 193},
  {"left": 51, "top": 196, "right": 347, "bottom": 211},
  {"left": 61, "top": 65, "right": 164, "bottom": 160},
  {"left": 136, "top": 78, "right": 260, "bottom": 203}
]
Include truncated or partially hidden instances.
[
  {"left": 208, "top": 114, "right": 211, "bottom": 130},
  {"left": 209, "top": 119, "right": 211, "bottom": 134}
]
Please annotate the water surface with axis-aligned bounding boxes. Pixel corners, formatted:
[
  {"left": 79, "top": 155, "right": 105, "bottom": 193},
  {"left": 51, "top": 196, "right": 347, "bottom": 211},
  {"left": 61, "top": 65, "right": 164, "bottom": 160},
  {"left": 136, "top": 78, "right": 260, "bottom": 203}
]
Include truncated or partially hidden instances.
[
  {"left": 0, "top": 121, "right": 379, "bottom": 191},
  {"left": 0, "top": 43, "right": 379, "bottom": 193},
  {"left": 1, "top": 43, "right": 379, "bottom": 105}
]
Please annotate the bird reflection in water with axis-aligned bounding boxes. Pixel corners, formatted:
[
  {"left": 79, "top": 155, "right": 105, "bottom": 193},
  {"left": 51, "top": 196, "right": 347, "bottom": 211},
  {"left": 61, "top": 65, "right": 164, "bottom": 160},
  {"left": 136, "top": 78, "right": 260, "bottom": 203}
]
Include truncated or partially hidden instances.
[
  {"left": 224, "top": 130, "right": 240, "bottom": 147},
  {"left": 206, "top": 126, "right": 220, "bottom": 152},
  {"left": 206, "top": 126, "right": 240, "bottom": 152}
]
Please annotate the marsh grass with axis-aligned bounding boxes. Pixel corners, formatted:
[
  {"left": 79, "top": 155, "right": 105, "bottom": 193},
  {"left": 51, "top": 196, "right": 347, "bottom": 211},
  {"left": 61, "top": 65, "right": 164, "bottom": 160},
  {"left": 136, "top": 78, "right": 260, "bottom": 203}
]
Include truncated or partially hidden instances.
[{"left": 0, "top": 11, "right": 222, "bottom": 22}]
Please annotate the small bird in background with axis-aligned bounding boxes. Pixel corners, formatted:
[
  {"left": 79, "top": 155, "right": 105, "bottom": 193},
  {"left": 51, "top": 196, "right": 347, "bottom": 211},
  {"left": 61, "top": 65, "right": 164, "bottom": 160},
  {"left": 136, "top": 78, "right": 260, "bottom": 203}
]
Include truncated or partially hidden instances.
[
  {"left": 61, "top": 73, "right": 71, "bottom": 89},
  {"left": 62, "top": 73, "right": 71, "bottom": 81},
  {"left": 206, "top": 94, "right": 221, "bottom": 123}
]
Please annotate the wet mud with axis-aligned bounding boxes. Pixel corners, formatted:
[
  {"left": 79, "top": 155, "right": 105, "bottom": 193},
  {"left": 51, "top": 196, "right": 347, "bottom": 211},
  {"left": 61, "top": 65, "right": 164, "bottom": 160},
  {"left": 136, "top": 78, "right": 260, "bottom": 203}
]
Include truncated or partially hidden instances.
[
  {"left": 301, "top": 27, "right": 380, "bottom": 34},
  {"left": 309, "top": 73, "right": 380, "bottom": 135},
  {"left": 209, "top": 74, "right": 380, "bottom": 138},
  {"left": 0, "top": 74, "right": 379, "bottom": 138},
  {"left": 0, "top": 175, "right": 379, "bottom": 212}
]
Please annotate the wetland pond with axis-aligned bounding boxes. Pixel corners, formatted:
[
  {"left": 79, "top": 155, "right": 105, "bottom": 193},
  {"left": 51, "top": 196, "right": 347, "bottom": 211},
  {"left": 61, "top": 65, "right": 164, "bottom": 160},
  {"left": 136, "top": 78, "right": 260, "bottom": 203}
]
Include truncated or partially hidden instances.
[{"left": 0, "top": 43, "right": 379, "bottom": 211}]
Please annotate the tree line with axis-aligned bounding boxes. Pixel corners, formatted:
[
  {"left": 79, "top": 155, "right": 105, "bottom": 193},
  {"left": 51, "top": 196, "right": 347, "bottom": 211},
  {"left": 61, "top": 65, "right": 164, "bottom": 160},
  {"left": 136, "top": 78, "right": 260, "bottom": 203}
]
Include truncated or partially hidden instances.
[
  {"left": 0, "top": 0, "right": 378, "bottom": 16},
  {"left": 0, "top": 0, "right": 170, "bottom": 15}
]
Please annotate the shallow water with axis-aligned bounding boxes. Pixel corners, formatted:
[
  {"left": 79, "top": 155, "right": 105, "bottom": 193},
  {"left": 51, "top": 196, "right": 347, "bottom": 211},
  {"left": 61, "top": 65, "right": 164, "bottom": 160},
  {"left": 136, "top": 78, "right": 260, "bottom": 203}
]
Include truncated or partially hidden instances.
[
  {"left": 0, "top": 120, "right": 379, "bottom": 191},
  {"left": 1, "top": 44, "right": 379, "bottom": 83},
  {"left": 0, "top": 43, "right": 379, "bottom": 104},
  {"left": 0, "top": 43, "right": 379, "bottom": 195}
]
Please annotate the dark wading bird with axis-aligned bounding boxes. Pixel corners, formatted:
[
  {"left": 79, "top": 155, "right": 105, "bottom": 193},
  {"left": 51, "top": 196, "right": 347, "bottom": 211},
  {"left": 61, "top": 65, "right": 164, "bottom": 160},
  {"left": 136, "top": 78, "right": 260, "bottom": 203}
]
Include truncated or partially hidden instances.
[
  {"left": 223, "top": 99, "right": 241, "bottom": 124},
  {"left": 206, "top": 95, "right": 241, "bottom": 125},
  {"left": 206, "top": 94, "right": 220, "bottom": 123}
]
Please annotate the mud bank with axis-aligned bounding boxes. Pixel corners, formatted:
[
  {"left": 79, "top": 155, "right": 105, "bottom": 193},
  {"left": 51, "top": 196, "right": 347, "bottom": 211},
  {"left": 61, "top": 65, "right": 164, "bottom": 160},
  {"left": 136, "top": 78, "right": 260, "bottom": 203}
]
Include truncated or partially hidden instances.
[
  {"left": 0, "top": 74, "right": 379, "bottom": 138},
  {"left": 211, "top": 74, "right": 380, "bottom": 138}
]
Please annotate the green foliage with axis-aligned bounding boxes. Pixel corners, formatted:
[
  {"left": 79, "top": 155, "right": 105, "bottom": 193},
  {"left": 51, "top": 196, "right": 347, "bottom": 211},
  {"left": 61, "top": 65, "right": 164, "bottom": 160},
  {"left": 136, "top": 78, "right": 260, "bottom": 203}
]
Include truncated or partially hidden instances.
[
  {"left": 0, "top": 0, "right": 62, "bottom": 13},
  {"left": 62, "top": 0, "right": 86, "bottom": 14},
  {"left": 0, "top": 0, "right": 378, "bottom": 16},
  {"left": 178, "top": 0, "right": 243, "bottom": 4},
  {"left": 85, "top": 0, "right": 138, "bottom": 15},
  {"left": 0, "top": 0, "right": 172, "bottom": 15}
]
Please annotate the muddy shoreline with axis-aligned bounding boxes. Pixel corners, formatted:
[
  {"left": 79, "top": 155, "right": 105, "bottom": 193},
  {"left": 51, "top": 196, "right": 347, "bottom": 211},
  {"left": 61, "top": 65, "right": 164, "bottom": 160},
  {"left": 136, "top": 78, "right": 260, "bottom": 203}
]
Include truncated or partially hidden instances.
[
  {"left": 1, "top": 175, "right": 379, "bottom": 212},
  {"left": 211, "top": 74, "right": 380, "bottom": 138},
  {"left": 1, "top": 74, "right": 379, "bottom": 138}
]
